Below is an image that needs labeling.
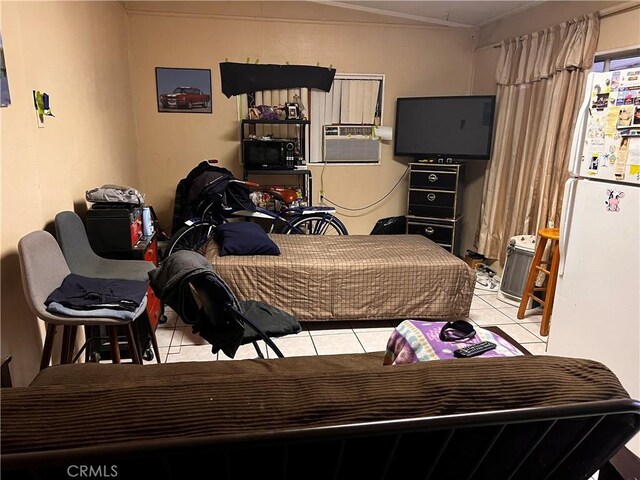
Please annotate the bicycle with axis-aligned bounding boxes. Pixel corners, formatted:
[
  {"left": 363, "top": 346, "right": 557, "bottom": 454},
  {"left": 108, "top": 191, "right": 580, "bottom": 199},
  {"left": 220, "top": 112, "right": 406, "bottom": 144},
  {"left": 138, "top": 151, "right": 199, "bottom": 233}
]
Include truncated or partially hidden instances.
[{"left": 166, "top": 180, "right": 348, "bottom": 257}]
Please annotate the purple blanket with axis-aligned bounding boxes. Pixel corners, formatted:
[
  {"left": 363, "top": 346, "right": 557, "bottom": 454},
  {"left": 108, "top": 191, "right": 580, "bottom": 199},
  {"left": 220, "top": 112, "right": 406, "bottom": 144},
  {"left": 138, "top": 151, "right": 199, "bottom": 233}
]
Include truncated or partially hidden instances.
[{"left": 384, "top": 320, "right": 524, "bottom": 365}]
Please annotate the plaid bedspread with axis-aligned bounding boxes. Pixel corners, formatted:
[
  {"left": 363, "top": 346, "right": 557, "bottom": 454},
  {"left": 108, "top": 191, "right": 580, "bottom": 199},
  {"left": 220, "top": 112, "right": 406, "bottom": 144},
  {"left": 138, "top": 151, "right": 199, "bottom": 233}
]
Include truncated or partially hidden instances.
[{"left": 205, "top": 234, "right": 474, "bottom": 321}]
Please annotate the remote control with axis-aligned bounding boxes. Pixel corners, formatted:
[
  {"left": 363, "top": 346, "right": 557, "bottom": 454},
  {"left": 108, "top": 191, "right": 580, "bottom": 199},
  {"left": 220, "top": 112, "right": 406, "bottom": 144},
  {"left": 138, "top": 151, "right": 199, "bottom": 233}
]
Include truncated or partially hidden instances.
[{"left": 453, "top": 341, "right": 497, "bottom": 358}]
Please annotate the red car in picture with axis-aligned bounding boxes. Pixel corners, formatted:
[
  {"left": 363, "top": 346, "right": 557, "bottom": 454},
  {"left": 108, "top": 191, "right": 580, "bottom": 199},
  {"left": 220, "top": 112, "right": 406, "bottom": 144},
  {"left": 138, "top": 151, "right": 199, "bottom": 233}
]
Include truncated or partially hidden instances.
[{"left": 160, "top": 87, "right": 210, "bottom": 109}]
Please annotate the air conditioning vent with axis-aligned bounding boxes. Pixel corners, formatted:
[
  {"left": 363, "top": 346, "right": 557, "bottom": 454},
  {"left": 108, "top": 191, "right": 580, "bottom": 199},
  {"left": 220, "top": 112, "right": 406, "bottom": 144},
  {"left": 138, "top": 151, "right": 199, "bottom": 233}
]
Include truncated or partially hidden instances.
[{"left": 323, "top": 125, "right": 380, "bottom": 164}]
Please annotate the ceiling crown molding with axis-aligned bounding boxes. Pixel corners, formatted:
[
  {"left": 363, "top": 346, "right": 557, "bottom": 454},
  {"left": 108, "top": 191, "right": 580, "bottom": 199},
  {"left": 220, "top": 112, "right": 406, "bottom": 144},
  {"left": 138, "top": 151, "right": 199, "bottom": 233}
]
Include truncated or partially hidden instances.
[{"left": 312, "top": 1, "right": 475, "bottom": 28}]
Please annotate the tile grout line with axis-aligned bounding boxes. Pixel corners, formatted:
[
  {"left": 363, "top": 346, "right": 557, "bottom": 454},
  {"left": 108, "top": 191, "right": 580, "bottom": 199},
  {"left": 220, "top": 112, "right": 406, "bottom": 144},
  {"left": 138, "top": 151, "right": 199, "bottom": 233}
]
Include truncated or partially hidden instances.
[
  {"left": 353, "top": 330, "right": 367, "bottom": 353},
  {"left": 308, "top": 332, "right": 320, "bottom": 356},
  {"left": 473, "top": 290, "right": 551, "bottom": 348}
]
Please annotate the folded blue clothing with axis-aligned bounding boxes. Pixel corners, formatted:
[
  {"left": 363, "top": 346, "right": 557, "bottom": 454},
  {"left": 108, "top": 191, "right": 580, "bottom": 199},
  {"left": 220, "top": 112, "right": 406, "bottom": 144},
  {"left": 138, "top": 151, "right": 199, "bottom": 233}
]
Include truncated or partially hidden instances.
[
  {"left": 46, "top": 300, "right": 146, "bottom": 321},
  {"left": 45, "top": 273, "right": 148, "bottom": 312}
]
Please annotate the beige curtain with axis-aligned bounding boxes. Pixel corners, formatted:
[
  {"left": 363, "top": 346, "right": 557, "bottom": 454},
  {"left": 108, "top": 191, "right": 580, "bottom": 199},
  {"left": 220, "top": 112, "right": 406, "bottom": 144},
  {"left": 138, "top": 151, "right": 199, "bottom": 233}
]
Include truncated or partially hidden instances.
[{"left": 476, "top": 15, "right": 600, "bottom": 264}]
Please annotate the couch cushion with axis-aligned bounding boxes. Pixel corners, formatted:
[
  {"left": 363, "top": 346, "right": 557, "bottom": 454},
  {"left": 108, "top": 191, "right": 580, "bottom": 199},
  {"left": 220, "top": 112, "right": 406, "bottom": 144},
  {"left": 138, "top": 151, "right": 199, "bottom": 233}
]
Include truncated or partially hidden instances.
[
  {"left": 2, "top": 355, "right": 629, "bottom": 456},
  {"left": 30, "top": 352, "right": 385, "bottom": 387}
]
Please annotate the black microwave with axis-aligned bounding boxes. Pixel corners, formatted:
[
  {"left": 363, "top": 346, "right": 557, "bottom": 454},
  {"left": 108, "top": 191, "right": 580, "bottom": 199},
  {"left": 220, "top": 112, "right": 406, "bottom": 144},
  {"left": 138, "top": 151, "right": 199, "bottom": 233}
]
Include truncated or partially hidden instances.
[{"left": 243, "top": 139, "right": 297, "bottom": 170}]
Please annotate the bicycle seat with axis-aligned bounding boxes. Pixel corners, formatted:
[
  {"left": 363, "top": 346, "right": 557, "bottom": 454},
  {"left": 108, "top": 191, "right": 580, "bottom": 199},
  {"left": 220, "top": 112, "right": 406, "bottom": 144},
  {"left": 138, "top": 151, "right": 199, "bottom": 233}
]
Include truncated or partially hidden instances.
[{"left": 269, "top": 188, "right": 298, "bottom": 206}]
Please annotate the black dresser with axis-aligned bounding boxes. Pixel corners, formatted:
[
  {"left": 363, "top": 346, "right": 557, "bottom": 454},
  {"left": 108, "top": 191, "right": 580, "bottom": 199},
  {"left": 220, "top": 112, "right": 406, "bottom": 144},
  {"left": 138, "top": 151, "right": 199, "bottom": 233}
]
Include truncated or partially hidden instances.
[{"left": 406, "top": 162, "right": 464, "bottom": 256}]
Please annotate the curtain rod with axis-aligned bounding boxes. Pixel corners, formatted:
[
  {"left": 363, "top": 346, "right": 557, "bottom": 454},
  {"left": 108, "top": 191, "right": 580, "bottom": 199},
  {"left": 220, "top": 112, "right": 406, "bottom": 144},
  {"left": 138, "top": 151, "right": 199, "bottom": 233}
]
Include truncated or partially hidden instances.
[
  {"left": 488, "top": 3, "right": 639, "bottom": 49},
  {"left": 599, "top": 2, "right": 640, "bottom": 19}
]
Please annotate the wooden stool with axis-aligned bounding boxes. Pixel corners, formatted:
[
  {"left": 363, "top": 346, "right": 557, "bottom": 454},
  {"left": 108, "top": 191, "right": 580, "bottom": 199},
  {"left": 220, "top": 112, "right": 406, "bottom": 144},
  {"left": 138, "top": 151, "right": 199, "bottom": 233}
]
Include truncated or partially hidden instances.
[{"left": 517, "top": 228, "right": 560, "bottom": 337}]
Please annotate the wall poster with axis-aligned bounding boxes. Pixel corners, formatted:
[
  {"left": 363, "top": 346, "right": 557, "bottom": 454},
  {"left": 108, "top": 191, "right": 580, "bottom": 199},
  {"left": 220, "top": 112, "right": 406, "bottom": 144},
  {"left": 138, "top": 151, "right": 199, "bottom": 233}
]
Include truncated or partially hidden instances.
[
  {"left": 1, "top": 33, "right": 11, "bottom": 107},
  {"left": 155, "top": 67, "right": 212, "bottom": 114}
]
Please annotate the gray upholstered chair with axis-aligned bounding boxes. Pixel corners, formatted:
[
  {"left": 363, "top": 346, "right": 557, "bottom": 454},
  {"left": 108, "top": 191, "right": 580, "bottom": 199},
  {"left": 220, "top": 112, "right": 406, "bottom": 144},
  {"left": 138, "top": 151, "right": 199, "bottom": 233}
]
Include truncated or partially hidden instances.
[
  {"left": 54, "top": 211, "right": 154, "bottom": 282},
  {"left": 54, "top": 211, "right": 161, "bottom": 363},
  {"left": 18, "top": 231, "right": 145, "bottom": 369}
]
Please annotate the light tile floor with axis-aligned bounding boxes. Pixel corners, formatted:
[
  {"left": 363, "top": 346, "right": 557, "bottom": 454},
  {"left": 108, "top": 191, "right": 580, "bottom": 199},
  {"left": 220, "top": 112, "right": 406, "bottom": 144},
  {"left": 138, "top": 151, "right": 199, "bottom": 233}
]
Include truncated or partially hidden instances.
[
  {"left": 154, "top": 284, "right": 549, "bottom": 364},
  {"left": 153, "top": 286, "right": 605, "bottom": 480}
]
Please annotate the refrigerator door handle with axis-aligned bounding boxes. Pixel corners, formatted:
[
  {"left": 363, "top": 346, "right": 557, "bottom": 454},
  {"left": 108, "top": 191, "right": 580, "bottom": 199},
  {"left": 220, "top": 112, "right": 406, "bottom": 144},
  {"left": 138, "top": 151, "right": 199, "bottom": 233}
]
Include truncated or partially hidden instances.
[
  {"left": 568, "top": 74, "right": 593, "bottom": 176},
  {"left": 559, "top": 178, "right": 578, "bottom": 276}
]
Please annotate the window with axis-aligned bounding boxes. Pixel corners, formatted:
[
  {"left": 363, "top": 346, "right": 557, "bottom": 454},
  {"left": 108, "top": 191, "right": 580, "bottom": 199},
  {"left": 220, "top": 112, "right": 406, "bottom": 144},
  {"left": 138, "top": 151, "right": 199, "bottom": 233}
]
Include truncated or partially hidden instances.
[
  {"left": 593, "top": 49, "right": 640, "bottom": 72},
  {"left": 309, "top": 73, "right": 384, "bottom": 164}
]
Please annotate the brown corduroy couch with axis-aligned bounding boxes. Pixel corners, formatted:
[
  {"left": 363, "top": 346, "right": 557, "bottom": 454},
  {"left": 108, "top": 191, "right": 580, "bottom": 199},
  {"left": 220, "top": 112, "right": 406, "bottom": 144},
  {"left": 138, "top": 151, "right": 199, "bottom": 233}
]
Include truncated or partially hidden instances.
[{"left": 2, "top": 353, "right": 639, "bottom": 479}]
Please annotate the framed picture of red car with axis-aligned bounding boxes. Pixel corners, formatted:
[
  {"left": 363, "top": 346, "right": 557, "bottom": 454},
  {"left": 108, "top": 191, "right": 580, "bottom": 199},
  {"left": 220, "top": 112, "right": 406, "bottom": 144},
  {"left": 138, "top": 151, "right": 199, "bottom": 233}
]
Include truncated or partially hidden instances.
[{"left": 156, "top": 67, "right": 212, "bottom": 114}]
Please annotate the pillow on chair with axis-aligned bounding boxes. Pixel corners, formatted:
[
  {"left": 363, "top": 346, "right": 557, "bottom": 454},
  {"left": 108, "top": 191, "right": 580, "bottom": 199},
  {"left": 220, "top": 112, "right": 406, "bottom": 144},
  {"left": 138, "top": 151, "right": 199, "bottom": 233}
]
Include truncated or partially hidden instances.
[{"left": 214, "top": 222, "right": 280, "bottom": 256}]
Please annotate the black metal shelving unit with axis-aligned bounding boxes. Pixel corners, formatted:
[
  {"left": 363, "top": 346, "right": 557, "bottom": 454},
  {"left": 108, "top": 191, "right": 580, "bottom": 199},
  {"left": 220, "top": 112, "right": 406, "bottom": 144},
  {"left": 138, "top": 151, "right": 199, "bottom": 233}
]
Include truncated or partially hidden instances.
[{"left": 241, "top": 119, "right": 312, "bottom": 206}]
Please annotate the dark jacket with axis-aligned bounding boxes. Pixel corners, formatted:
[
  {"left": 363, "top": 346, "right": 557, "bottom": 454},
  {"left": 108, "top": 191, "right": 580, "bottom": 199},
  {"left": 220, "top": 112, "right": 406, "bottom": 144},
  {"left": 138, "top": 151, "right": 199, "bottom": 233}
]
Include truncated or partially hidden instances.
[
  {"left": 148, "top": 250, "right": 244, "bottom": 357},
  {"left": 149, "top": 250, "right": 301, "bottom": 358}
]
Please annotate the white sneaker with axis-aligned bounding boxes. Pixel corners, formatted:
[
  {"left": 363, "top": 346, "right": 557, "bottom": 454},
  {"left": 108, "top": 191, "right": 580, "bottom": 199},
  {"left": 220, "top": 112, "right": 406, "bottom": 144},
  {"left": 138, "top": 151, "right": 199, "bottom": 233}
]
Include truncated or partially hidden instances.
[{"left": 475, "top": 272, "right": 500, "bottom": 292}]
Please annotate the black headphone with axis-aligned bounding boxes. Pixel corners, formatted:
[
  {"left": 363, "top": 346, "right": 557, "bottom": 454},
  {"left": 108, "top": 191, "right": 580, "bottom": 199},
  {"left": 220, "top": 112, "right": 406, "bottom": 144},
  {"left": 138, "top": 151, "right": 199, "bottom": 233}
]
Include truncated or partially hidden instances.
[{"left": 439, "top": 320, "right": 476, "bottom": 342}]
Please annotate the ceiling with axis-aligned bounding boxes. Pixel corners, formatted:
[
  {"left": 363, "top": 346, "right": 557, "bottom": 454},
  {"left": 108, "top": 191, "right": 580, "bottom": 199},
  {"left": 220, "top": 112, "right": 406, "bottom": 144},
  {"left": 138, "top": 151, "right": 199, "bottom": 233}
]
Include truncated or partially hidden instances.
[
  {"left": 315, "top": 1, "right": 543, "bottom": 27},
  {"left": 124, "top": 1, "right": 545, "bottom": 28}
]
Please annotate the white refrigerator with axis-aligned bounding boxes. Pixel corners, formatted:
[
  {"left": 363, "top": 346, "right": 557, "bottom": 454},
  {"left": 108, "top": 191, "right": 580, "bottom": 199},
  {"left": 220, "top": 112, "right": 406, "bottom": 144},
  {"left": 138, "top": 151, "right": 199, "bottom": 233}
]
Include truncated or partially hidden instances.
[{"left": 547, "top": 68, "right": 640, "bottom": 454}]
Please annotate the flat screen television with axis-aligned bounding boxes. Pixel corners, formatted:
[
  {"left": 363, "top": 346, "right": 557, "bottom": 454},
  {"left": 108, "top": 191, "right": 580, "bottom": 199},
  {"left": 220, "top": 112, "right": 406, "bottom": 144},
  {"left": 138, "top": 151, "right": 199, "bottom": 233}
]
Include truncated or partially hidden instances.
[{"left": 394, "top": 95, "right": 496, "bottom": 160}]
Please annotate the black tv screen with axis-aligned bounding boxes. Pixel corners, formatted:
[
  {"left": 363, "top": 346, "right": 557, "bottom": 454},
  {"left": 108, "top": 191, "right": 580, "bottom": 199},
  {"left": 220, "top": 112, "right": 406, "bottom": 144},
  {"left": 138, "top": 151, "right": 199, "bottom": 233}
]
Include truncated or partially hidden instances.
[{"left": 394, "top": 95, "right": 496, "bottom": 160}]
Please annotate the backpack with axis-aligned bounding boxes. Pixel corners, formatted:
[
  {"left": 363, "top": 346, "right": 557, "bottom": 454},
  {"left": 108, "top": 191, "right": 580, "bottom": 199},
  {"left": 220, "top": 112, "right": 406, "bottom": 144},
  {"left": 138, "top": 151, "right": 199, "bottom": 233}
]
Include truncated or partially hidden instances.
[{"left": 171, "top": 162, "right": 254, "bottom": 233}]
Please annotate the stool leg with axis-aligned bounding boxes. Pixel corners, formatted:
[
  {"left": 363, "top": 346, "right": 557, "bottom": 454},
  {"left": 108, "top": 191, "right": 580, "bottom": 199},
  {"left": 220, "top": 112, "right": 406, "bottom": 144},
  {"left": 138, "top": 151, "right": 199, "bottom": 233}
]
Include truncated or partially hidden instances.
[
  {"left": 40, "top": 324, "right": 57, "bottom": 371},
  {"left": 540, "top": 241, "right": 560, "bottom": 337},
  {"left": 147, "top": 314, "right": 162, "bottom": 364},
  {"left": 130, "top": 320, "right": 144, "bottom": 363},
  {"left": 61, "top": 326, "right": 72, "bottom": 364},
  {"left": 66, "top": 325, "right": 78, "bottom": 364},
  {"left": 107, "top": 326, "right": 121, "bottom": 364},
  {"left": 124, "top": 323, "right": 142, "bottom": 364},
  {"left": 518, "top": 237, "right": 548, "bottom": 319}
]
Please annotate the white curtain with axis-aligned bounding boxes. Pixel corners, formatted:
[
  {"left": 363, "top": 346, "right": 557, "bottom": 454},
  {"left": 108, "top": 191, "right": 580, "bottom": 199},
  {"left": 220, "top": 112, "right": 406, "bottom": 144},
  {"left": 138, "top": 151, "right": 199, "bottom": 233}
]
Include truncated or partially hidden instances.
[{"left": 476, "top": 14, "right": 600, "bottom": 264}]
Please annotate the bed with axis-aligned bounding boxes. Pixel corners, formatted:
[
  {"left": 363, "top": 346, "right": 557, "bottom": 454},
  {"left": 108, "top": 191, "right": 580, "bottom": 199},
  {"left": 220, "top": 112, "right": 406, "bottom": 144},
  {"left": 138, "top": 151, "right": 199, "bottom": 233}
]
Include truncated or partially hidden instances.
[{"left": 204, "top": 234, "right": 475, "bottom": 321}]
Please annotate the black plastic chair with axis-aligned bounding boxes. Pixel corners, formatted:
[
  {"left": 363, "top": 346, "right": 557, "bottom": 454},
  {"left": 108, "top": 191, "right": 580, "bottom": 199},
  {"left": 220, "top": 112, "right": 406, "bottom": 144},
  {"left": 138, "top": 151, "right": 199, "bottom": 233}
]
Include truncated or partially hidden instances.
[{"left": 149, "top": 250, "right": 301, "bottom": 359}]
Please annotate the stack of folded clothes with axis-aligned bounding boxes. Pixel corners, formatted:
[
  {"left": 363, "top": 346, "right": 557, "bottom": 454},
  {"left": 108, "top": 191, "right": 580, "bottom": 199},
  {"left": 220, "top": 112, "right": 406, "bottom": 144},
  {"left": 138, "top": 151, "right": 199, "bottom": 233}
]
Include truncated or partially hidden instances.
[{"left": 45, "top": 273, "right": 148, "bottom": 320}]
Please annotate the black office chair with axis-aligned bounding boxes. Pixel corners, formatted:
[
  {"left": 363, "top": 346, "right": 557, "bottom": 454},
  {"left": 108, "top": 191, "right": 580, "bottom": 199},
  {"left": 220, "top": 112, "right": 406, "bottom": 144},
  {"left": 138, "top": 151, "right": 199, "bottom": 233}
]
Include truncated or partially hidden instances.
[{"left": 149, "top": 250, "right": 301, "bottom": 359}]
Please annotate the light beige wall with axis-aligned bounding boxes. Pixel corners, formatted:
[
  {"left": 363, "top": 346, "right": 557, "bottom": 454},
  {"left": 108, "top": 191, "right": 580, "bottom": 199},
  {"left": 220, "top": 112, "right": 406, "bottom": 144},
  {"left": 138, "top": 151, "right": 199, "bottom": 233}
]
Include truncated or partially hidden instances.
[
  {"left": 460, "top": 46, "right": 501, "bottom": 259},
  {"left": 597, "top": 4, "right": 640, "bottom": 52},
  {"left": 0, "top": 1, "right": 140, "bottom": 386},
  {"left": 126, "top": 6, "right": 477, "bottom": 234},
  {"left": 463, "top": 2, "right": 640, "bottom": 262},
  {"left": 476, "top": 1, "right": 631, "bottom": 48}
]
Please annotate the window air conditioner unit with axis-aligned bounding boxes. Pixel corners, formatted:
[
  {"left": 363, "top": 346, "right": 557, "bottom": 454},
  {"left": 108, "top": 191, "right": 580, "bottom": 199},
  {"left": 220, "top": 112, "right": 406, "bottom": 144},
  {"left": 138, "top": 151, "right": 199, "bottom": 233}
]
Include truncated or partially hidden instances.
[
  {"left": 323, "top": 125, "right": 380, "bottom": 164},
  {"left": 497, "top": 235, "right": 537, "bottom": 309}
]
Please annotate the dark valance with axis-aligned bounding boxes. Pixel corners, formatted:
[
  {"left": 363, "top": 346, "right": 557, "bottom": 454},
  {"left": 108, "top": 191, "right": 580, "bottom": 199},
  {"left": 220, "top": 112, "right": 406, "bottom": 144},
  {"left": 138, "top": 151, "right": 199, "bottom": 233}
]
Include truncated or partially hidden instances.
[{"left": 219, "top": 62, "right": 336, "bottom": 98}]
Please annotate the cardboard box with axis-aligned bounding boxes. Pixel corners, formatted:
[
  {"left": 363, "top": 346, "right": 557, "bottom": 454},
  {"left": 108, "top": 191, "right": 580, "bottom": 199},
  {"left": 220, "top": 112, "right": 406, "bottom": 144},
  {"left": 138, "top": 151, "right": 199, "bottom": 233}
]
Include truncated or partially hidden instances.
[{"left": 464, "top": 256, "right": 484, "bottom": 269}]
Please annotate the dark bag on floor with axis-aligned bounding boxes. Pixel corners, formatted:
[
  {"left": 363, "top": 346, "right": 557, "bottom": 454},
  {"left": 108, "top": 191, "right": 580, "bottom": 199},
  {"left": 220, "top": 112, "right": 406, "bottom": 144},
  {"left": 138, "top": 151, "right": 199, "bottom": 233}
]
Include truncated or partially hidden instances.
[{"left": 370, "top": 216, "right": 406, "bottom": 235}]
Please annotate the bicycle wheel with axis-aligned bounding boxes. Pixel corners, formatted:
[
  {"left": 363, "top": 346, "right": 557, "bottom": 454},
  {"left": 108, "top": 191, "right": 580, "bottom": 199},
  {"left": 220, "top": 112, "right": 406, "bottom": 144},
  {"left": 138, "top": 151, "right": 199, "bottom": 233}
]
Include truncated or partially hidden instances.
[
  {"left": 165, "top": 220, "right": 217, "bottom": 256},
  {"left": 281, "top": 214, "right": 348, "bottom": 235}
]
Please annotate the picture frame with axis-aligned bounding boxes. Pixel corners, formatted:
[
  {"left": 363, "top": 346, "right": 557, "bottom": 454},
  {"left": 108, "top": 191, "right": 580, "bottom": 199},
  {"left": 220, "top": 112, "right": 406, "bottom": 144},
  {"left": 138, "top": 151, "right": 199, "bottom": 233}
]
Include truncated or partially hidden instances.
[
  {"left": 285, "top": 102, "right": 300, "bottom": 120},
  {"left": 155, "top": 67, "right": 212, "bottom": 114},
  {"left": 1, "top": 32, "right": 11, "bottom": 108}
]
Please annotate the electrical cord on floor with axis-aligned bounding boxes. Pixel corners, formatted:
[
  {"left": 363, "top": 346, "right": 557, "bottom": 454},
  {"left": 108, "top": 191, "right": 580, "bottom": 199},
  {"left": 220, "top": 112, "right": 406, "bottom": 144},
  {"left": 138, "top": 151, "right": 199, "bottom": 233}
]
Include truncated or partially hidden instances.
[{"left": 320, "top": 165, "right": 410, "bottom": 211}]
